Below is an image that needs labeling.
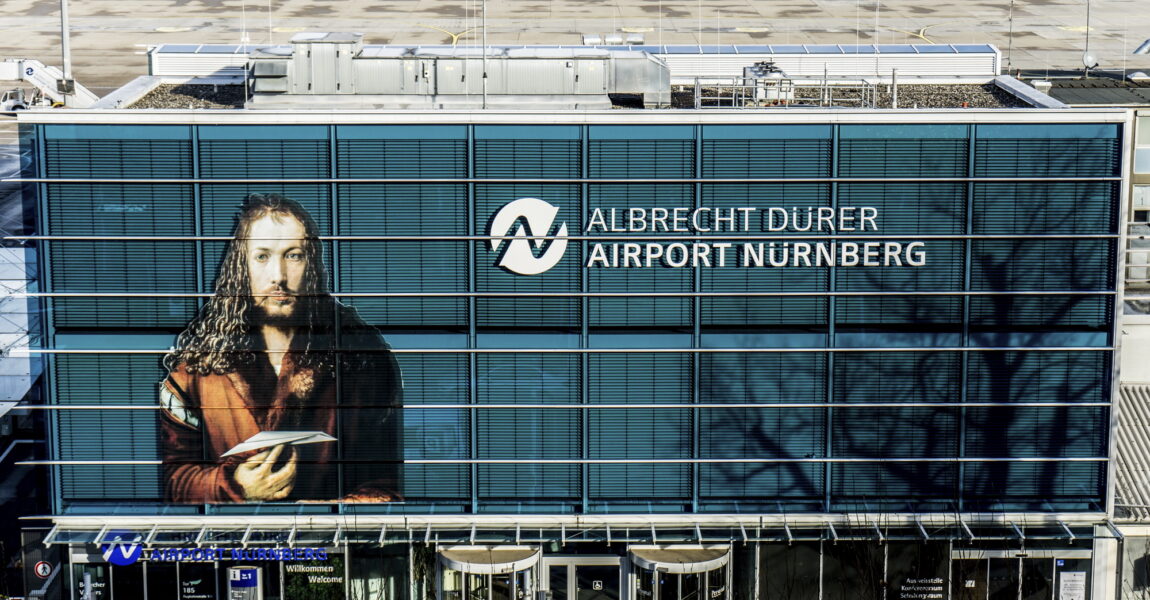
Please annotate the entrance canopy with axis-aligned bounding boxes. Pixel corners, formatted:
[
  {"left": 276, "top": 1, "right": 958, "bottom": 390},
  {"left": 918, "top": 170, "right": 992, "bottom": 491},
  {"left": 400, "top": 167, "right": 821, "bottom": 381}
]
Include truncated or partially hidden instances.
[
  {"left": 439, "top": 545, "right": 541, "bottom": 574},
  {"left": 629, "top": 545, "right": 730, "bottom": 574}
]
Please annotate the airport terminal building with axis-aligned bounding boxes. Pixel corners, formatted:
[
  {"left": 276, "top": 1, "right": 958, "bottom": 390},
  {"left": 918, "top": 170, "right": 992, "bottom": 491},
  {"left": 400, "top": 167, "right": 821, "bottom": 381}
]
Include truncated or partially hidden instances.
[{"left": 6, "top": 105, "right": 1132, "bottom": 600}]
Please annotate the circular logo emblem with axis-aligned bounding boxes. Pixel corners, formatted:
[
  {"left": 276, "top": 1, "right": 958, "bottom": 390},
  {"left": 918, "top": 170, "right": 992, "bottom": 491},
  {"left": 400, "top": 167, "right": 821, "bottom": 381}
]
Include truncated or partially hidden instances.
[
  {"left": 34, "top": 561, "right": 52, "bottom": 579},
  {"left": 101, "top": 530, "right": 143, "bottom": 566},
  {"left": 488, "top": 197, "right": 569, "bottom": 275}
]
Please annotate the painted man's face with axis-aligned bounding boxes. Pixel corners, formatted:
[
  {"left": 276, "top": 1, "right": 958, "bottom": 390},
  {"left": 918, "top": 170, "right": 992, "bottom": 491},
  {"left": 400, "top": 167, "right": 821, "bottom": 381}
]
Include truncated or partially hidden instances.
[{"left": 247, "top": 213, "right": 307, "bottom": 323}]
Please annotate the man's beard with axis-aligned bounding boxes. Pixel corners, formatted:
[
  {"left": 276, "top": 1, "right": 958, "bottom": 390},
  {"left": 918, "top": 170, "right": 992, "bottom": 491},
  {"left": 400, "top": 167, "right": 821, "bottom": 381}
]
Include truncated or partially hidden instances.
[{"left": 253, "top": 298, "right": 312, "bottom": 328}]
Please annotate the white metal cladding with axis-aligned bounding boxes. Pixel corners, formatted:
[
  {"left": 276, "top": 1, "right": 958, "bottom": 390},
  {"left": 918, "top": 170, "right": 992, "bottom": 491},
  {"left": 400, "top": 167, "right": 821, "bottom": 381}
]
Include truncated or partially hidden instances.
[
  {"left": 1116, "top": 384, "right": 1150, "bottom": 521},
  {"left": 149, "top": 54, "right": 249, "bottom": 77}
]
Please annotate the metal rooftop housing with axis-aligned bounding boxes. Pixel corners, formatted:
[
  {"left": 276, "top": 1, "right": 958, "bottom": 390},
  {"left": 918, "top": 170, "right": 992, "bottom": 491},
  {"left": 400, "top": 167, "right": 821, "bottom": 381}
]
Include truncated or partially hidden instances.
[{"left": 151, "top": 43, "right": 997, "bottom": 56}]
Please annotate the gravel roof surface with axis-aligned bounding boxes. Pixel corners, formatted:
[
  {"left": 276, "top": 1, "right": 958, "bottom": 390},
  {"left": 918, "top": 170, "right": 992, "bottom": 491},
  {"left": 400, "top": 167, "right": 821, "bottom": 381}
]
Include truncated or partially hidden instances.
[{"left": 129, "top": 84, "right": 245, "bottom": 109}]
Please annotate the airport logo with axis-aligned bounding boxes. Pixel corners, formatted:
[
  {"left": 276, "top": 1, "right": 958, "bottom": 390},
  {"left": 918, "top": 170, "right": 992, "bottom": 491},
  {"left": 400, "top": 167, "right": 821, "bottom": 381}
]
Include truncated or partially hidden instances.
[
  {"left": 101, "top": 530, "right": 143, "bottom": 566},
  {"left": 488, "top": 197, "right": 569, "bottom": 275}
]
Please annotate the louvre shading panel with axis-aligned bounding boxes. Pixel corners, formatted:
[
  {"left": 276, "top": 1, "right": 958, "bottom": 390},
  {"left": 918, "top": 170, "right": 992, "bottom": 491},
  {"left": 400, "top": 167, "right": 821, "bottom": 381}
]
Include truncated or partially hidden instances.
[
  {"left": 54, "top": 354, "right": 166, "bottom": 405},
  {"left": 54, "top": 354, "right": 164, "bottom": 499},
  {"left": 587, "top": 125, "right": 693, "bottom": 179},
  {"left": 199, "top": 139, "right": 331, "bottom": 178},
  {"left": 974, "top": 123, "right": 1121, "bottom": 178},
  {"left": 589, "top": 140, "right": 694, "bottom": 179},
  {"left": 972, "top": 181, "right": 1118, "bottom": 235},
  {"left": 699, "top": 404, "right": 825, "bottom": 500},
  {"left": 835, "top": 295, "right": 962, "bottom": 326},
  {"left": 474, "top": 140, "right": 581, "bottom": 178},
  {"left": 700, "top": 296, "right": 828, "bottom": 327},
  {"left": 397, "top": 353, "right": 470, "bottom": 404},
  {"left": 831, "top": 462, "right": 956, "bottom": 499},
  {"left": 200, "top": 184, "right": 333, "bottom": 235},
  {"left": 587, "top": 354, "right": 692, "bottom": 499},
  {"left": 701, "top": 124, "right": 832, "bottom": 179},
  {"left": 339, "top": 241, "right": 468, "bottom": 326},
  {"left": 59, "top": 464, "right": 163, "bottom": 501},
  {"left": 589, "top": 463, "right": 691, "bottom": 499},
  {"left": 832, "top": 406, "right": 959, "bottom": 458},
  {"left": 200, "top": 240, "right": 335, "bottom": 297},
  {"left": 589, "top": 353, "right": 692, "bottom": 404},
  {"left": 49, "top": 240, "right": 197, "bottom": 328},
  {"left": 699, "top": 353, "right": 827, "bottom": 403},
  {"left": 964, "top": 406, "right": 1108, "bottom": 457},
  {"left": 43, "top": 124, "right": 192, "bottom": 178},
  {"left": 336, "top": 138, "right": 467, "bottom": 178},
  {"left": 403, "top": 464, "right": 471, "bottom": 501},
  {"left": 701, "top": 406, "right": 823, "bottom": 458},
  {"left": 46, "top": 183, "right": 195, "bottom": 235},
  {"left": 702, "top": 139, "right": 831, "bottom": 178},
  {"left": 962, "top": 461, "right": 1105, "bottom": 507},
  {"left": 969, "top": 294, "right": 1112, "bottom": 329},
  {"left": 699, "top": 462, "right": 824, "bottom": 500},
  {"left": 699, "top": 183, "right": 831, "bottom": 327},
  {"left": 474, "top": 125, "right": 581, "bottom": 178},
  {"left": 971, "top": 239, "right": 1115, "bottom": 291},
  {"left": 838, "top": 130, "right": 968, "bottom": 177},
  {"left": 966, "top": 351, "right": 1111, "bottom": 405},
  {"left": 45, "top": 184, "right": 199, "bottom": 326},
  {"left": 477, "top": 464, "right": 580, "bottom": 499},
  {"left": 475, "top": 354, "right": 580, "bottom": 498},
  {"left": 833, "top": 352, "right": 961, "bottom": 404},
  {"left": 337, "top": 183, "right": 467, "bottom": 234},
  {"left": 199, "top": 126, "right": 331, "bottom": 178},
  {"left": 837, "top": 183, "right": 966, "bottom": 235},
  {"left": 399, "top": 353, "right": 470, "bottom": 496},
  {"left": 588, "top": 403, "right": 691, "bottom": 499}
]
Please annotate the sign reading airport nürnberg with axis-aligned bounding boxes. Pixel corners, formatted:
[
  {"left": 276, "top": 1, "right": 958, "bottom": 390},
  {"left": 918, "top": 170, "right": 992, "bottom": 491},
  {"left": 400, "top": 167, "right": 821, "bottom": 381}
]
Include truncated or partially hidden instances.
[{"left": 489, "top": 199, "right": 927, "bottom": 275}]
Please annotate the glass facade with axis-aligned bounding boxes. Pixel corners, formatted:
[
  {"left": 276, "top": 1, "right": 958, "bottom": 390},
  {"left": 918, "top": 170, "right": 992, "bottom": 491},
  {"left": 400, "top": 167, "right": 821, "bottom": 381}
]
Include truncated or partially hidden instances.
[{"left": 24, "top": 118, "right": 1121, "bottom": 515}]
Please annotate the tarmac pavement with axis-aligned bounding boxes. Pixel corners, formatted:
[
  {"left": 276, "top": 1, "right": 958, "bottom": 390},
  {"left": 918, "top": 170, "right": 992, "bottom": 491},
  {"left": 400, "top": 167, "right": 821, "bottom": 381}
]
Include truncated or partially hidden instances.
[{"left": 1, "top": 0, "right": 1150, "bottom": 95}]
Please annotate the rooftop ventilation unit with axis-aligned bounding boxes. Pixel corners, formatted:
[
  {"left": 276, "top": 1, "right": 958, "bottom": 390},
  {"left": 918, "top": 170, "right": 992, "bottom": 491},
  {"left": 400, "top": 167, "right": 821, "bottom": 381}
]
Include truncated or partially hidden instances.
[{"left": 246, "top": 33, "right": 671, "bottom": 109}]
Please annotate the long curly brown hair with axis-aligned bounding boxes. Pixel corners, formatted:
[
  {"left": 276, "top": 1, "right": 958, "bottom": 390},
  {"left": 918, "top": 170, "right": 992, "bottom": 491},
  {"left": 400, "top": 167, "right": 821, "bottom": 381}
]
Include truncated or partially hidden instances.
[{"left": 164, "top": 194, "right": 336, "bottom": 375}]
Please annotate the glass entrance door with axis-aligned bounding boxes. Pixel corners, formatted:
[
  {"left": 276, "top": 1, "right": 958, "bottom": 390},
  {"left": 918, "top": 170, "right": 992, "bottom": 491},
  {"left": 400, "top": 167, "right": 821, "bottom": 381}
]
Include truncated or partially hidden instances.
[
  {"left": 575, "top": 565, "right": 619, "bottom": 600},
  {"left": 541, "top": 557, "right": 621, "bottom": 600}
]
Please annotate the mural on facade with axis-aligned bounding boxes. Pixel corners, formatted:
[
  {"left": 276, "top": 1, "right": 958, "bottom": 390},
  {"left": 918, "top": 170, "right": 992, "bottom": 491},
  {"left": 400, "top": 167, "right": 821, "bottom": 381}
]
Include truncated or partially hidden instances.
[{"left": 159, "top": 194, "right": 403, "bottom": 503}]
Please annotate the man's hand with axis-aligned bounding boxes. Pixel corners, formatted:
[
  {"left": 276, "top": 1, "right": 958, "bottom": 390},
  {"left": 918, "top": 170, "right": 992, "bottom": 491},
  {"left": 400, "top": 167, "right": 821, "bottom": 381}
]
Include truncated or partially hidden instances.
[{"left": 234, "top": 444, "right": 297, "bottom": 501}]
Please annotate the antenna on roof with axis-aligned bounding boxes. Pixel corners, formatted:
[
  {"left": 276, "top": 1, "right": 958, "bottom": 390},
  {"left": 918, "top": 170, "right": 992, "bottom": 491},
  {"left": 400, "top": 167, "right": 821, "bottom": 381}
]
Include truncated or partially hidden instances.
[
  {"left": 59, "top": 0, "right": 73, "bottom": 105},
  {"left": 1082, "top": 0, "right": 1094, "bottom": 77},
  {"left": 1006, "top": 0, "right": 1015, "bottom": 71},
  {"left": 267, "top": 0, "right": 273, "bottom": 44},
  {"left": 240, "top": 0, "right": 249, "bottom": 44},
  {"left": 482, "top": 0, "right": 488, "bottom": 109}
]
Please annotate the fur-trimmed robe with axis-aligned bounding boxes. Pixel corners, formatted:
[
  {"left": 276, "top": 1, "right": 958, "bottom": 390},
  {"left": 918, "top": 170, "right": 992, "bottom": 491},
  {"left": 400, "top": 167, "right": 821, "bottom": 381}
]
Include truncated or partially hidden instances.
[{"left": 160, "top": 322, "right": 402, "bottom": 504}]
